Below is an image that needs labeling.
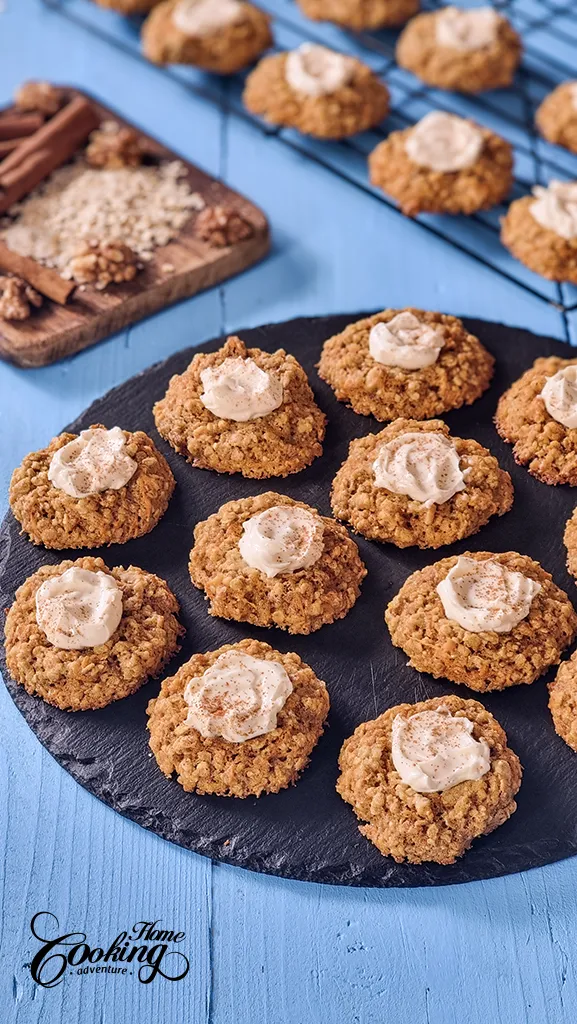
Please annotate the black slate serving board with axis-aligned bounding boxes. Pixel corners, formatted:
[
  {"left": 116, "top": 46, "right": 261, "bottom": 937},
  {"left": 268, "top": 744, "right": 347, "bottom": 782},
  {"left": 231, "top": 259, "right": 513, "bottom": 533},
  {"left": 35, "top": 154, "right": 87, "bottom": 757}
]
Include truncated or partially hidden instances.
[{"left": 2, "top": 314, "right": 577, "bottom": 887}]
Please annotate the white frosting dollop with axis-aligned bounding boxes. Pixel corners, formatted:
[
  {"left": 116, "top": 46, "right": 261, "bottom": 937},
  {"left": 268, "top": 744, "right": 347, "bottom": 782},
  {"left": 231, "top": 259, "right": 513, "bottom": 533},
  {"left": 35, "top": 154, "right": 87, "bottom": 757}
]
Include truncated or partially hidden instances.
[
  {"left": 436, "top": 6, "right": 499, "bottom": 51},
  {"left": 183, "top": 650, "right": 293, "bottom": 743},
  {"left": 391, "top": 705, "right": 491, "bottom": 793},
  {"left": 372, "top": 432, "right": 467, "bottom": 506},
  {"left": 238, "top": 505, "right": 324, "bottom": 578},
  {"left": 35, "top": 567, "right": 123, "bottom": 650},
  {"left": 48, "top": 426, "right": 137, "bottom": 499},
  {"left": 172, "top": 0, "right": 243, "bottom": 37},
  {"left": 405, "top": 111, "right": 484, "bottom": 173},
  {"left": 200, "top": 356, "right": 283, "bottom": 422},
  {"left": 285, "top": 44, "right": 354, "bottom": 98},
  {"left": 541, "top": 365, "right": 577, "bottom": 429},
  {"left": 530, "top": 180, "right": 577, "bottom": 241},
  {"left": 436, "top": 555, "right": 541, "bottom": 633},
  {"left": 369, "top": 312, "right": 445, "bottom": 370}
]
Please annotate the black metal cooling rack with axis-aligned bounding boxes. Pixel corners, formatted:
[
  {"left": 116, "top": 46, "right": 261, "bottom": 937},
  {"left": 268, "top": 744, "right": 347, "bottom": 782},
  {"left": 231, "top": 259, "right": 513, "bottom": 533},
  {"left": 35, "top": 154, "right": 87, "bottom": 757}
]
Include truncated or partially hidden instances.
[{"left": 39, "top": 0, "right": 577, "bottom": 326}]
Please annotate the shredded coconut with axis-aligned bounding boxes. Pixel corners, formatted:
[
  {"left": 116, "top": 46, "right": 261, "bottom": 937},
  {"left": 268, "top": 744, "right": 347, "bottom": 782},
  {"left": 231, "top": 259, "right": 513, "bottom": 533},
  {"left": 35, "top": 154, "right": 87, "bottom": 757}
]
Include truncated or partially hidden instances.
[{"left": 1, "top": 159, "right": 205, "bottom": 272}]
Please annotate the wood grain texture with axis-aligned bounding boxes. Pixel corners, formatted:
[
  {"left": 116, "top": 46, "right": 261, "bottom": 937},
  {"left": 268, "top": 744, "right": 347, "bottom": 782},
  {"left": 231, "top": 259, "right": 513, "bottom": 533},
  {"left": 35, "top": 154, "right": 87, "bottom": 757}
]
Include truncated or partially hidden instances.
[
  {"left": 2, "top": 2, "right": 577, "bottom": 1023},
  {"left": 0, "top": 89, "right": 269, "bottom": 368}
]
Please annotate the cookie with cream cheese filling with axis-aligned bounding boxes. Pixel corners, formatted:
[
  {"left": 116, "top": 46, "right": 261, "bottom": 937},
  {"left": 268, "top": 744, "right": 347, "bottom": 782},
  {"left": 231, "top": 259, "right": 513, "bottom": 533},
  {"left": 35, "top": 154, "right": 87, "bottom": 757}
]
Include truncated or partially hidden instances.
[
  {"left": 9, "top": 423, "right": 175, "bottom": 549},
  {"left": 142, "top": 0, "right": 272, "bottom": 74},
  {"left": 337, "top": 694, "right": 522, "bottom": 865},
  {"left": 501, "top": 183, "right": 577, "bottom": 283},
  {"left": 549, "top": 652, "right": 577, "bottom": 753},
  {"left": 147, "top": 638, "right": 330, "bottom": 797},
  {"left": 154, "top": 335, "right": 326, "bottom": 478},
  {"left": 5, "top": 556, "right": 183, "bottom": 712},
  {"left": 396, "top": 6, "right": 522, "bottom": 93},
  {"left": 317, "top": 308, "right": 494, "bottom": 422},
  {"left": 243, "top": 46, "right": 389, "bottom": 139},
  {"left": 331, "top": 418, "right": 513, "bottom": 549},
  {"left": 189, "top": 491, "right": 366, "bottom": 634},
  {"left": 385, "top": 551, "right": 577, "bottom": 691},
  {"left": 536, "top": 81, "right": 577, "bottom": 154},
  {"left": 296, "top": 0, "right": 419, "bottom": 32},
  {"left": 495, "top": 356, "right": 577, "bottom": 485},
  {"left": 369, "top": 112, "right": 513, "bottom": 217},
  {"left": 95, "top": 0, "right": 159, "bottom": 13}
]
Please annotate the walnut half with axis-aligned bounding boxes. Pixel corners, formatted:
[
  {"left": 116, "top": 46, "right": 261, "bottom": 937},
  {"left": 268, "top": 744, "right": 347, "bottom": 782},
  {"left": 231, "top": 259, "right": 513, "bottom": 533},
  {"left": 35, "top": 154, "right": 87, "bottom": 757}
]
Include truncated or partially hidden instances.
[
  {"left": 85, "top": 121, "right": 143, "bottom": 170},
  {"left": 65, "top": 240, "right": 140, "bottom": 291},
  {"left": 195, "top": 206, "right": 254, "bottom": 248},
  {"left": 0, "top": 276, "right": 43, "bottom": 321},
  {"left": 13, "top": 81, "right": 63, "bottom": 116}
]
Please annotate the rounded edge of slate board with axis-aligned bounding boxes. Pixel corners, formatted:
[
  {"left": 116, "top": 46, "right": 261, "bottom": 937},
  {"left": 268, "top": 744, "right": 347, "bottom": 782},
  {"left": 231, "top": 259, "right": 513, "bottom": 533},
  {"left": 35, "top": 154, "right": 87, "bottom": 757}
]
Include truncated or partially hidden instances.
[{"left": 2, "top": 313, "right": 577, "bottom": 887}]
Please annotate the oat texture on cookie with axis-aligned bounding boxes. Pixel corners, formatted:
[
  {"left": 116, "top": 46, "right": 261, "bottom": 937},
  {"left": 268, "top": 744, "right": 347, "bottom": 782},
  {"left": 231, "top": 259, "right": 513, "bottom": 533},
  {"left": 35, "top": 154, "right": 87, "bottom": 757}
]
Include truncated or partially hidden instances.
[
  {"left": 396, "top": 7, "right": 522, "bottom": 93},
  {"left": 154, "top": 335, "right": 326, "bottom": 478},
  {"left": 368, "top": 117, "right": 513, "bottom": 217},
  {"left": 142, "top": 0, "right": 272, "bottom": 74},
  {"left": 242, "top": 49, "right": 390, "bottom": 139},
  {"left": 549, "top": 652, "right": 577, "bottom": 753},
  {"left": 385, "top": 551, "right": 577, "bottom": 691},
  {"left": 495, "top": 357, "right": 577, "bottom": 485},
  {"left": 94, "top": 0, "right": 159, "bottom": 12},
  {"left": 317, "top": 308, "right": 494, "bottom": 422},
  {"left": 189, "top": 491, "right": 367, "bottom": 633},
  {"left": 147, "top": 638, "right": 330, "bottom": 797},
  {"left": 337, "top": 695, "right": 522, "bottom": 864},
  {"left": 501, "top": 189, "right": 577, "bottom": 284},
  {"left": 331, "top": 418, "right": 513, "bottom": 549},
  {"left": 296, "top": 0, "right": 419, "bottom": 31},
  {"left": 564, "top": 507, "right": 577, "bottom": 580},
  {"left": 5, "top": 556, "right": 183, "bottom": 712},
  {"left": 9, "top": 424, "right": 175, "bottom": 549},
  {"left": 536, "top": 82, "right": 577, "bottom": 154}
]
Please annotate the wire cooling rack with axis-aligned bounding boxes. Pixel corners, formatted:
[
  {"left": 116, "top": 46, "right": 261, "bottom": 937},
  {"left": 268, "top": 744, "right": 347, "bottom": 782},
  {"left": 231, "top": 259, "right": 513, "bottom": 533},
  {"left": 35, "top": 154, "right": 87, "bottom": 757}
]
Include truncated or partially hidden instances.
[{"left": 40, "top": 0, "right": 577, "bottom": 325}]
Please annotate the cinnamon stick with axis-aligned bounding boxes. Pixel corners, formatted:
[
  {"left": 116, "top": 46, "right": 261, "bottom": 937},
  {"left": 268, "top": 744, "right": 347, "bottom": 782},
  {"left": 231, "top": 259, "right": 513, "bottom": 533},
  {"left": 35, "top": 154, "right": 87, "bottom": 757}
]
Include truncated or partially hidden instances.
[
  {"left": 0, "top": 96, "right": 100, "bottom": 215},
  {"left": 0, "top": 139, "right": 23, "bottom": 158},
  {"left": 0, "top": 240, "right": 75, "bottom": 305},
  {"left": 0, "top": 113, "right": 44, "bottom": 141}
]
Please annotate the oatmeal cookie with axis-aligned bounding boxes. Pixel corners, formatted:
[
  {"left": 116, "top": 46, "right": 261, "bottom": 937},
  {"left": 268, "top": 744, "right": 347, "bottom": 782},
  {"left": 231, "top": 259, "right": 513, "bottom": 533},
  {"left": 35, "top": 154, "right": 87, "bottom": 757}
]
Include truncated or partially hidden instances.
[
  {"left": 9, "top": 424, "right": 175, "bottom": 549},
  {"left": 5, "top": 556, "right": 182, "bottom": 712},
  {"left": 536, "top": 82, "right": 577, "bottom": 154},
  {"left": 331, "top": 418, "right": 513, "bottom": 549},
  {"left": 242, "top": 51, "right": 389, "bottom": 139},
  {"left": 189, "top": 491, "right": 366, "bottom": 633},
  {"left": 147, "top": 638, "right": 330, "bottom": 797},
  {"left": 296, "top": 0, "right": 418, "bottom": 31},
  {"left": 564, "top": 507, "right": 577, "bottom": 579},
  {"left": 317, "top": 309, "right": 494, "bottom": 422},
  {"left": 337, "top": 694, "right": 522, "bottom": 865},
  {"left": 385, "top": 551, "right": 577, "bottom": 692},
  {"left": 396, "top": 9, "right": 522, "bottom": 93},
  {"left": 142, "top": 0, "right": 272, "bottom": 74},
  {"left": 495, "top": 357, "right": 577, "bottom": 485},
  {"left": 549, "top": 653, "right": 577, "bottom": 752},
  {"left": 154, "top": 336, "right": 326, "bottom": 478},
  {"left": 501, "top": 196, "right": 577, "bottom": 284},
  {"left": 94, "top": 0, "right": 159, "bottom": 12},
  {"left": 369, "top": 122, "right": 513, "bottom": 217}
]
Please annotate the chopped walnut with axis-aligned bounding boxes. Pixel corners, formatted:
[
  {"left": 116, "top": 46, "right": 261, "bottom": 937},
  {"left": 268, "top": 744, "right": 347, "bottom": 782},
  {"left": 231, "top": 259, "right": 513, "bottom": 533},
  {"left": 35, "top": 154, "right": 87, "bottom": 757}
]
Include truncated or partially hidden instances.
[
  {"left": 195, "top": 206, "right": 254, "bottom": 248},
  {"left": 0, "top": 276, "right": 43, "bottom": 321},
  {"left": 14, "top": 81, "right": 63, "bottom": 116},
  {"left": 85, "top": 121, "right": 143, "bottom": 170},
  {"left": 65, "top": 240, "right": 140, "bottom": 290}
]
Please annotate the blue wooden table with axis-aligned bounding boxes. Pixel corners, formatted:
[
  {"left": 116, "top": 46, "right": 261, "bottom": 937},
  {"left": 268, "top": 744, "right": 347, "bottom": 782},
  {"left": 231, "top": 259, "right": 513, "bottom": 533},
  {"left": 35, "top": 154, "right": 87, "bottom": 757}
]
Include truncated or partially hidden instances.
[{"left": 1, "top": 1, "right": 577, "bottom": 1021}]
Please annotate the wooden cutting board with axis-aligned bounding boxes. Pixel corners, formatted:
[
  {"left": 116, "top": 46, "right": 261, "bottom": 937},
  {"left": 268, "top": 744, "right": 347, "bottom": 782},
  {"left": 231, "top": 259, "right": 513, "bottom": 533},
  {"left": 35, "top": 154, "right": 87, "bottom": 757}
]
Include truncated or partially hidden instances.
[{"left": 0, "top": 88, "right": 270, "bottom": 368}]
